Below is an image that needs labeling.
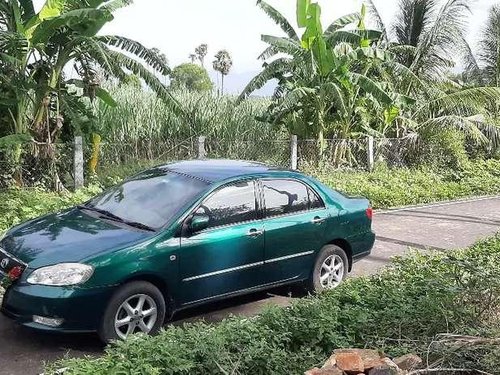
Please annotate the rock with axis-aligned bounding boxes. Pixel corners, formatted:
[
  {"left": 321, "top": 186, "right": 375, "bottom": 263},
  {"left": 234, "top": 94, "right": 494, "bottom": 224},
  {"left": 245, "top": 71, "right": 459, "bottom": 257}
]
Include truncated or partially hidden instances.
[
  {"left": 368, "top": 365, "right": 399, "bottom": 375},
  {"left": 334, "top": 349, "right": 384, "bottom": 371},
  {"left": 335, "top": 352, "right": 364, "bottom": 374},
  {"left": 321, "top": 354, "right": 336, "bottom": 368},
  {"left": 305, "top": 366, "right": 343, "bottom": 375},
  {"left": 369, "top": 358, "right": 404, "bottom": 375},
  {"left": 393, "top": 354, "right": 423, "bottom": 371}
]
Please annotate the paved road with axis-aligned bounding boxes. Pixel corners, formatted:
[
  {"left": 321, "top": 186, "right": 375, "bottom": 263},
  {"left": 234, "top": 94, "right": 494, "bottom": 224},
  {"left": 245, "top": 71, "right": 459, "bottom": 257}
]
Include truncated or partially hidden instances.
[{"left": 1, "top": 197, "right": 499, "bottom": 375}]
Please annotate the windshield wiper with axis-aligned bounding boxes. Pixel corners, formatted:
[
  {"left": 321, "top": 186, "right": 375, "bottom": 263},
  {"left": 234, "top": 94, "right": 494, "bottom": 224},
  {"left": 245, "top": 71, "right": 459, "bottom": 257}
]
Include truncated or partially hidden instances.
[
  {"left": 77, "top": 205, "right": 155, "bottom": 232},
  {"left": 123, "top": 221, "right": 156, "bottom": 232}
]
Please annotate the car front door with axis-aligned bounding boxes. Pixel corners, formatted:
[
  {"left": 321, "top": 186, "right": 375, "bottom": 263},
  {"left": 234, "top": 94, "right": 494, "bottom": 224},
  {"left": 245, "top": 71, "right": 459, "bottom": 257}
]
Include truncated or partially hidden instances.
[
  {"left": 178, "top": 179, "right": 265, "bottom": 305},
  {"left": 260, "top": 178, "right": 328, "bottom": 283}
]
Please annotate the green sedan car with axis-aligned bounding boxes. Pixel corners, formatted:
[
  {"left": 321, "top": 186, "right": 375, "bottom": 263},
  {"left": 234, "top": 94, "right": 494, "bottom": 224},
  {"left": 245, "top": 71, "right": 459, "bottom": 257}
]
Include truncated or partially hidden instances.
[{"left": 0, "top": 160, "right": 375, "bottom": 341}]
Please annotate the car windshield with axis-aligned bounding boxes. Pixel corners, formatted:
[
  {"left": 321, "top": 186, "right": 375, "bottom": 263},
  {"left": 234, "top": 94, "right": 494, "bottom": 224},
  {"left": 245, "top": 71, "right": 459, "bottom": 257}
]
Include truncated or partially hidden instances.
[{"left": 86, "top": 169, "right": 209, "bottom": 230}]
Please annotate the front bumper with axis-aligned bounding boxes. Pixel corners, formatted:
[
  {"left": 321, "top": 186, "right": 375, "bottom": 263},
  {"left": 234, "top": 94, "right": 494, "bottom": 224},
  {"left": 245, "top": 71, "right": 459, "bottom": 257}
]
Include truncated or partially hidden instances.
[{"left": 1, "top": 282, "right": 115, "bottom": 332}]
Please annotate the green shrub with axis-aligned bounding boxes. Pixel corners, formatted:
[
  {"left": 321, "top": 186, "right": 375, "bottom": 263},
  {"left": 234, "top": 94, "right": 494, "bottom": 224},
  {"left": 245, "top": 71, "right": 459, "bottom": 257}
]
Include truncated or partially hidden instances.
[
  {"left": 45, "top": 235, "right": 500, "bottom": 375},
  {"left": 310, "top": 159, "right": 500, "bottom": 209},
  {"left": 0, "top": 186, "right": 101, "bottom": 233}
]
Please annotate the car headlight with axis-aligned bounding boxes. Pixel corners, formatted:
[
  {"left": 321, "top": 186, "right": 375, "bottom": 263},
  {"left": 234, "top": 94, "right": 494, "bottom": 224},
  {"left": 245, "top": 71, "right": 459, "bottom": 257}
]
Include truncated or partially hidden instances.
[{"left": 27, "top": 263, "right": 94, "bottom": 286}]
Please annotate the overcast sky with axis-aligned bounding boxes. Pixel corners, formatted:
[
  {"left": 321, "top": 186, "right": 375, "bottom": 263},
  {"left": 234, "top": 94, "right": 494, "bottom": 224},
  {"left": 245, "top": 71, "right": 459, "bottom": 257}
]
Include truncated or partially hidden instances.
[{"left": 36, "top": 0, "right": 499, "bottom": 93}]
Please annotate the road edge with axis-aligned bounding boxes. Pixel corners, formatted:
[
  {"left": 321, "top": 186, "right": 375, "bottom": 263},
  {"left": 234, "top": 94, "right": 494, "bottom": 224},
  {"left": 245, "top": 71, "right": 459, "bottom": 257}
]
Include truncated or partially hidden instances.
[{"left": 375, "top": 194, "right": 500, "bottom": 215}]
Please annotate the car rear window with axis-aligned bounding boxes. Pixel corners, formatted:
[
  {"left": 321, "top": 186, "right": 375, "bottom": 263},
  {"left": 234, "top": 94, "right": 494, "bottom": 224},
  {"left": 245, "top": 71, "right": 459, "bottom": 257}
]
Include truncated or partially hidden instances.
[{"left": 262, "top": 179, "right": 310, "bottom": 216}]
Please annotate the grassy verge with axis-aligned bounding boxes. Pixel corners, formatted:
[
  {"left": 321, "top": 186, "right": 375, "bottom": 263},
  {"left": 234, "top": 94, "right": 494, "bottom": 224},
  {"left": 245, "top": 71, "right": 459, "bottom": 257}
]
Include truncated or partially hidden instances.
[
  {"left": 44, "top": 235, "right": 500, "bottom": 374},
  {"left": 1, "top": 159, "right": 500, "bottom": 233}
]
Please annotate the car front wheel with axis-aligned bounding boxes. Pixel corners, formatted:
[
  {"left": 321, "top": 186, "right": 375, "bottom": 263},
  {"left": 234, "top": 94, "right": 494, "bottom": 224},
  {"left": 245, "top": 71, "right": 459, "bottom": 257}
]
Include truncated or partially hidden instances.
[
  {"left": 98, "top": 281, "right": 166, "bottom": 343},
  {"left": 307, "top": 245, "right": 348, "bottom": 293}
]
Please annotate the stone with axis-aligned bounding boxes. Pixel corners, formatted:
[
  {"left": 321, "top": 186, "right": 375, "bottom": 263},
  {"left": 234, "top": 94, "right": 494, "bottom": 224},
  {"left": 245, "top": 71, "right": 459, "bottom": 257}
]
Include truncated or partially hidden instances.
[
  {"left": 368, "top": 364, "right": 400, "bottom": 375},
  {"left": 305, "top": 366, "right": 343, "bottom": 375},
  {"left": 335, "top": 352, "right": 364, "bottom": 374},
  {"left": 334, "top": 349, "right": 384, "bottom": 371},
  {"left": 321, "top": 354, "right": 336, "bottom": 368},
  {"left": 393, "top": 354, "right": 423, "bottom": 371},
  {"left": 369, "top": 358, "right": 405, "bottom": 375},
  {"left": 381, "top": 358, "right": 402, "bottom": 370}
]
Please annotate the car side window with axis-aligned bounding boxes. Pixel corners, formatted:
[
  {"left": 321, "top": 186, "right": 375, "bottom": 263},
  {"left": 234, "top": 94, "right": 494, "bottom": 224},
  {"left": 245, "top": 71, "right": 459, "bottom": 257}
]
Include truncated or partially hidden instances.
[
  {"left": 196, "top": 180, "right": 257, "bottom": 228},
  {"left": 262, "top": 179, "right": 309, "bottom": 217},
  {"left": 308, "top": 187, "right": 325, "bottom": 209}
]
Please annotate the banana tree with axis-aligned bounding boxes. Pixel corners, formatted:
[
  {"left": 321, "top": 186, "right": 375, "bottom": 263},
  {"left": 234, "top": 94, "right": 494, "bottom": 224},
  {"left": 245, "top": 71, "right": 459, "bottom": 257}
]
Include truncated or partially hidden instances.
[
  {"left": 240, "top": 0, "right": 411, "bottom": 161},
  {"left": 0, "top": 0, "right": 181, "bottom": 189}
]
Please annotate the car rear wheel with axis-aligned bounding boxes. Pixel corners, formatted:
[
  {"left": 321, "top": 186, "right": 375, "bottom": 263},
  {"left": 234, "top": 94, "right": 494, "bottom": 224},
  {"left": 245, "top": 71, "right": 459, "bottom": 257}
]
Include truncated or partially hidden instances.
[
  {"left": 307, "top": 245, "right": 348, "bottom": 293},
  {"left": 98, "top": 281, "right": 166, "bottom": 343}
]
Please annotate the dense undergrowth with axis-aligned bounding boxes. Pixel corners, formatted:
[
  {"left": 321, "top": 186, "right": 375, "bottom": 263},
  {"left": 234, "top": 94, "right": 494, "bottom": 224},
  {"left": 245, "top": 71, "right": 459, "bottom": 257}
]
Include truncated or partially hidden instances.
[
  {"left": 1, "top": 159, "right": 499, "bottom": 233},
  {"left": 310, "top": 159, "right": 500, "bottom": 209},
  {"left": 43, "top": 235, "right": 500, "bottom": 374}
]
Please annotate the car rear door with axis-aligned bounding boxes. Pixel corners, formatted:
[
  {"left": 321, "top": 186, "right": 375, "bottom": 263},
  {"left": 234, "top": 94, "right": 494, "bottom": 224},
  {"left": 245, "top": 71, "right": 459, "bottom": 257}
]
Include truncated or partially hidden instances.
[
  {"left": 260, "top": 178, "right": 328, "bottom": 283},
  {"left": 179, "top": 179, "right": 265, "bottom": 304}
]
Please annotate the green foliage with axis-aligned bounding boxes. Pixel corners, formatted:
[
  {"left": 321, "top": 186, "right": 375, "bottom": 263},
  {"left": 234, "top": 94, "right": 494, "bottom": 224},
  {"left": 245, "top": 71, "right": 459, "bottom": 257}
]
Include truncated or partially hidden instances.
[
  {"left": 0, "top": 134, "right": 32, "bottom": 149},
  {"left": 170, "top": 63, "right": 213, "bottom": 92},
  {"left": 478, "top": 5, "right": 500, "bottom": 86},
  {"left": 95, "top": 86, "right": 278, "bottom": 143},
  {"left": 0, "top": 185, "right": 101, "bottom": 234},
  {"left": 0, "top": 0, "right": 179, "bottom": 189},
  {"left": 241, "top": 1, "right": 404, "bottom": 143},
  {"left": 45, "top": 235, "right": 500, "bottom": 375},
  {"left": 309, "top": 159, "right": 500, "bottom": 209},
  {"left": 240, "top": 0, "right": 500, "bottom": 156}
]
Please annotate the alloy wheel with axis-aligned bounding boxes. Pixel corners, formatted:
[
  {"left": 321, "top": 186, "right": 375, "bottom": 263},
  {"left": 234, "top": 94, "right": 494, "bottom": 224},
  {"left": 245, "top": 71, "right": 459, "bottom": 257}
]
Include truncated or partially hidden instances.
[
  {"left": 114, "top": 294, "right": 158, "bottom": 339},
  {"left": 319, "top": 254, "right": 344, "bottom": 289}
]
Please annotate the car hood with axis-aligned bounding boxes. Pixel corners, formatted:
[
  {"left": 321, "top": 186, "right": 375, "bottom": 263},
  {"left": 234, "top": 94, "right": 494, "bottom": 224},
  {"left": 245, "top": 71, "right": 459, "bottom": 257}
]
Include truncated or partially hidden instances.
[{"left": 1, "top": 208, "right": 153, "bottom": 269}]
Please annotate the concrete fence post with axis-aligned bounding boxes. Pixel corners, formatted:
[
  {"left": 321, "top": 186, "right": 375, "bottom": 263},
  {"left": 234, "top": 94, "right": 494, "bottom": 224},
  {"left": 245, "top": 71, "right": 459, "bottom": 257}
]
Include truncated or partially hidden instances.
[
  {"left": 290, "top": 134, "right": 298, "bottom": 170},
  {"left": 73, "top": 136, "right": 84, "bottom": 190},
  {"left": 367, "top": 136, "right": 375, "bottom": 171},
  {"left": 197, "top": 136, "right": 206, "bottom": 159}
]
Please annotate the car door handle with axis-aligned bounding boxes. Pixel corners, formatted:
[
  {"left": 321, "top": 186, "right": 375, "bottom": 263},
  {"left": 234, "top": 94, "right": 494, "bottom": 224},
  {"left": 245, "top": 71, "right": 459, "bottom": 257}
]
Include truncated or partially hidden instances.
[
  {"left": 311, "top": 216, "right": 326, "bottom": 224},
  {"left": 247, "top": 229, "right": 264, "bottom": 237}
]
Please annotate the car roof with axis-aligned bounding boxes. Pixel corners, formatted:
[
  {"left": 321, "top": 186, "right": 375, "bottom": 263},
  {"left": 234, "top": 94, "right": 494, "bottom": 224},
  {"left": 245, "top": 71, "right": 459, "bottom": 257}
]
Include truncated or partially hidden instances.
[{"left": 161, "top": 159, "right": 293, "bottom": 183}]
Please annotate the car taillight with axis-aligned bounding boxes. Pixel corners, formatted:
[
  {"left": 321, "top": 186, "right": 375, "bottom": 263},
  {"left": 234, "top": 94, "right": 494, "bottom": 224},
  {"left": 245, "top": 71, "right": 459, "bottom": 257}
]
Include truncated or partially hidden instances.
[{"left": 365, "top": 207, "right": 373, "bottom": 220}]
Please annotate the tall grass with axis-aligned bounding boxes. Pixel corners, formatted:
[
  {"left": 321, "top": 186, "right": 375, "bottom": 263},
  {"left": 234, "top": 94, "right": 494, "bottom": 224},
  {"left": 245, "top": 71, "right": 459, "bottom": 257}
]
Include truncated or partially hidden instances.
[
  {"left": 91, "top": 86, "right": 291, "bottom": 168},
  {"left": 97, "top": 86, "right": 284, "bottom": 142}
]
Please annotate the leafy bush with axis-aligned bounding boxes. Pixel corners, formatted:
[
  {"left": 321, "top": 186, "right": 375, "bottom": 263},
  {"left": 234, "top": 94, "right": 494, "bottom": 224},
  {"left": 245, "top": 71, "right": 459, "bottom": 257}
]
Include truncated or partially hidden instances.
[
  {"left": 0, "top": 186, "right": 101, "bottom": 233},
  {"left": 310, "top": 159, "right": 500, "bottom": 209},
  {"left": 45, "top": 235, "right": 500, "bottom": 375}
]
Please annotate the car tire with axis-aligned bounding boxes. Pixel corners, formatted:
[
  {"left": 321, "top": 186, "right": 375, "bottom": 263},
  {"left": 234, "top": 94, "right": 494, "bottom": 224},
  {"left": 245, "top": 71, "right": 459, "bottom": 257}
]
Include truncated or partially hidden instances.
[
  {"left": 307, "top": 245, "right": 348, "bottom": 293},
  {"left": 98, "top": 281, "right": 166, "bottom": 343}
]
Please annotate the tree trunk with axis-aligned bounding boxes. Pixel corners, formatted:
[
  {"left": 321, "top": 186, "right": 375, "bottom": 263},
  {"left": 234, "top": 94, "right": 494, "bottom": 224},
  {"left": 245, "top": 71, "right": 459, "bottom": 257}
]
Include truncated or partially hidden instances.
[{"left": 89, "top": 133, "right": 101, "bottom": 174}]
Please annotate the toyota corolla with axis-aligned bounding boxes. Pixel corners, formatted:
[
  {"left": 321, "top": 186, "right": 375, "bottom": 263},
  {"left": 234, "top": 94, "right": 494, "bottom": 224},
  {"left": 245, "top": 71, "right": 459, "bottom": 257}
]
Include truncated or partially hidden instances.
[{"left": 0, "top": 160, "right": 375, "bottom": 342}]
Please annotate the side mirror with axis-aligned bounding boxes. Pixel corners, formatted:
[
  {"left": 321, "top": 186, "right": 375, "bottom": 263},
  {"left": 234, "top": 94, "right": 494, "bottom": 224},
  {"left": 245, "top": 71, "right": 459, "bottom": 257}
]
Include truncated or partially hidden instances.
[{"left": 190, "top": 215, "right": 210, "bottom": 233}]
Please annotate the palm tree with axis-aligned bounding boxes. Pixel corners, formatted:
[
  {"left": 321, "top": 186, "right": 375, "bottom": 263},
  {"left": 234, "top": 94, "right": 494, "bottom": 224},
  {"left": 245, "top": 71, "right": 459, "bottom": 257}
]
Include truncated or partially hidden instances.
[
  {"left": 368, "top": 0, "right": 472, "bottom": 80},
  {"left": 195, "top": 44, "right": 208, "bottom": 67},
  {"left": 213, "top": 50, "right": 233, "bottom": 94},
  {"left": 0, "top": 0, "right": 181, "bottom": 189},
  {"left": 367, "top": 0, "right": 500, "bottom": 150},
  {"left": 478, "top": 5, "right": 500, "bottom": 87}
]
